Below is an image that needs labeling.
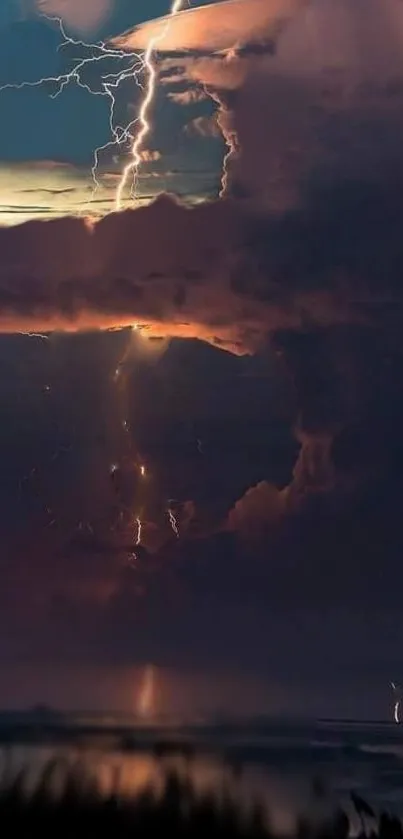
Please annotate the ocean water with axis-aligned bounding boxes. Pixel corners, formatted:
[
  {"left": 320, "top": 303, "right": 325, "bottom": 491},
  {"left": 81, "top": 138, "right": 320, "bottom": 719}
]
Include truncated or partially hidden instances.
[{"left": 0, "top": 715, "right": 402, "bottom": 832}]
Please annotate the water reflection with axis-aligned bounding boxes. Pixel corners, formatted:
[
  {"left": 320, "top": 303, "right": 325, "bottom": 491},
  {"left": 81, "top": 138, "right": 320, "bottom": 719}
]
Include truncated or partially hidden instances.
[
  {"left": 0, "top": 745, "right": 299, "bottom": 833},
  {"left": 0, "top": 720, "right": 402, "bottom": 834}
]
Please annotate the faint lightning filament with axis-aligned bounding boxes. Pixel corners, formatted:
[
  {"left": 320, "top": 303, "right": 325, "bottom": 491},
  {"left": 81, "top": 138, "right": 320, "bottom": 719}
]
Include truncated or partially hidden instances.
[
  {"left": 135, "top": 516, "right": 142, "bottom": 546},
  {"left": 115, "top": 0, "right": 187, "bottom": 209},
  {"left": 167, "top": 507, "right": 179, "bottom": 538},
  {"left": 391, "top": 682, "right": 400, "bottom": 723},
  {"left": 138, "top": 664, "right": 155, "bottom": 717}
]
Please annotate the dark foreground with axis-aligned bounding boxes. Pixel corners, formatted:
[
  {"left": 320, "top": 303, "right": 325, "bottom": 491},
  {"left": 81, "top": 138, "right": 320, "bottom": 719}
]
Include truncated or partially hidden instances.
[{"left": 1, "top": 760, "right": 403, "bottom": 839}]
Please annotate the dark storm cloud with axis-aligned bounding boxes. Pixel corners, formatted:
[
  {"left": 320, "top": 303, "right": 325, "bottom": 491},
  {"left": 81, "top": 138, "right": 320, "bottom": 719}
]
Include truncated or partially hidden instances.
[
  {"left": 0, "top": 177, "right": 401, "bottom": 351},
  {"left": 3, "top": 0, "right": 403, "bottom": 713},
  {"left": 227, "top": 313, "right": 403, "bottom": 529}
]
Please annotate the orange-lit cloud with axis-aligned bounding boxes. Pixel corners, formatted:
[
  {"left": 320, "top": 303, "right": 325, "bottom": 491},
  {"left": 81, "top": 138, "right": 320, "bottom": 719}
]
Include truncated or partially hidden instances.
[
  {"left": 113, "top": 0, "right": 305, "bottom": 54},
  {"left": 0, "top": 190, "right": 378, "bottom": 353},
  {"left": 227, "top": 480, "right": 287, "bottom": 537},
  {"left": 139, "top": 150, "right": 162, "bottom": 162}
]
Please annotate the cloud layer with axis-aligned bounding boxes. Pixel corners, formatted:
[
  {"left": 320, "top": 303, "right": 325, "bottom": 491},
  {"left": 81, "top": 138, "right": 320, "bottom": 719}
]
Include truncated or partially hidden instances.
[
  {"left": 1, "top": 179, "right": 400, "bottom": 352},
  {"left": 113, "top": 0, "right": 304, "bottom": 53}
]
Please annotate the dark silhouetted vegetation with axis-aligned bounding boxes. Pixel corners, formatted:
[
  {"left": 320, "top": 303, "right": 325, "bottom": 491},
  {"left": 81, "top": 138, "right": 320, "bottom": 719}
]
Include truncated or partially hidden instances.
[{"left": 0, "top": 758, "right": 401, "bottom": 839}]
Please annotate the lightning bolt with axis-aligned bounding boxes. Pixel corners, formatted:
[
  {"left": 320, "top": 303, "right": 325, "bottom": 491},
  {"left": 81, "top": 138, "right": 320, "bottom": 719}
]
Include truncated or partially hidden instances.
[
  {"left": 138, "top": 664, "right": 156, "bottom": 717},
  {"left": 167, "top": 506, "right": 180, "bottom": 538},
  {"left": 391, "top": 682, "right": 401, "bottom": 723},
  {"left": 135, "top": 516, "right": 142, "bottom": 546},
  {"left": 115, "top": 0, "right": 187, "bottom": 209},
  {"left": 4, "top": 4, "right": 190, "bottom": 558},
  {"left": 1, "top": 3, "right": 187, "bottom": 211},
  {"left": 125, "top": 516, "right": 143, "bottom": 569}
]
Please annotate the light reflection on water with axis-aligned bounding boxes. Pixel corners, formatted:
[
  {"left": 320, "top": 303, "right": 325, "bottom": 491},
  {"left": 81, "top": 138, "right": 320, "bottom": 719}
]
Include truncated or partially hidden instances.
[
  {"left": 1, "top": 721, "right": 403, "bottom": 833},
  {"left": 0, "top": 745, "right": 305, "bottom": 833}
]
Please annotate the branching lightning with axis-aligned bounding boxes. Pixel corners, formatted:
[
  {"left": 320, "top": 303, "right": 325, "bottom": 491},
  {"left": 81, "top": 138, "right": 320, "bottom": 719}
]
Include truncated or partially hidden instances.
[
  {"left": 109, "top": 330, "right": 151, "bottom": 562},
  {"left": 5, "top": 2, "right": 190, "bottom": 559},
  {"left": 1, "top": 1, "right": 187, "bottom": 211}
]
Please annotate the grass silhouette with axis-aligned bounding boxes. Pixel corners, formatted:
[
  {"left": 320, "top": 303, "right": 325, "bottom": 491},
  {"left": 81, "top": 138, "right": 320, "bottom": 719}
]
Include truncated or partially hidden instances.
[{"left": 0, "top": 758, "right": 401, "bottom": 839}]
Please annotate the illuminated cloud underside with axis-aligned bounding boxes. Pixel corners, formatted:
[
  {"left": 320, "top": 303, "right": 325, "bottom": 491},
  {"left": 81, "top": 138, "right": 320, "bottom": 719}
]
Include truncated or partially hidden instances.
[
  {"left": 0, "top": 197, "right": 289, "bottom": 353},
  {"left": 113, "top": 0, "right": 304, "bottom": 53},
  {"left": 0, "top": 190, "right": 384, "bottom": 353}
]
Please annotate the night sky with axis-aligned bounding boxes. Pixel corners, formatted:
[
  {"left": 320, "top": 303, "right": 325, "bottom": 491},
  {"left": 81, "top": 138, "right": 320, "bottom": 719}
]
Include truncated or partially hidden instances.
[{"left": 0, "top": 0, "right": 402, "bottom": 719}]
